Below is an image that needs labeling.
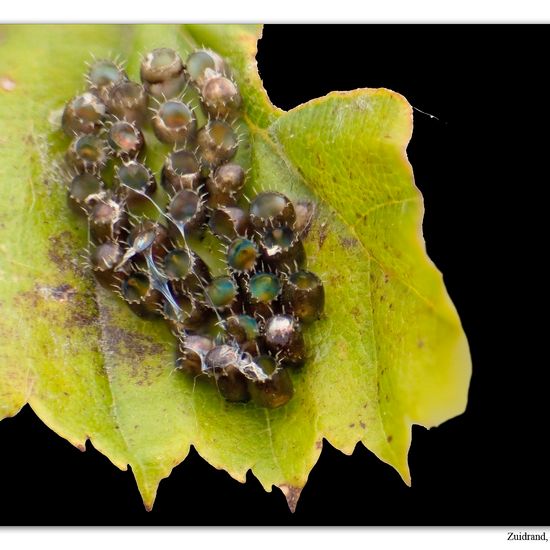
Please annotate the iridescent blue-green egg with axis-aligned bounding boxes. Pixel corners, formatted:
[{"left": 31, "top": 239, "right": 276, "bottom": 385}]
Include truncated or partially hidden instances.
[
  {"left": 226, "top": 314, "right": 260, "bottom": 343},
  {"left": 205, "top": 276, "right": 237, "bottom": 309},
  {"left": 249, "top": 272, "right": 281, "bottom": 304},
  {"left": 227, "top": 237, "right": 258, "bottom": 272}
]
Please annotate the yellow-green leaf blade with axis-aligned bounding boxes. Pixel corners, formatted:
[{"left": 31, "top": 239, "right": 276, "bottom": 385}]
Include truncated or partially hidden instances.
[{"left": 0, "top": 24, "right": 471, "bottom": 511}]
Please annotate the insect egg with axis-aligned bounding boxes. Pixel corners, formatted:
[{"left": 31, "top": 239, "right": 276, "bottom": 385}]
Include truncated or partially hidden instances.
[
  {"left": 208, "top": 205, "right": 249, "bottom": 241},
  {"left": 120, "top": 271, "right": 163, "bottom": 318},
  {"left": 186, "top": 49, "right": 226, "bottom": 88},
  {"left": 204, "top": 344, "right": 250, "bottom": 402},
  {"left": 163, "top": 248, "right": 193, "bottom": 281},
  {"left": 66, "top": 134, "right": 109, "bottom": 172},
  {"left": 126, "top": 220, "right": 169, "bottom": 262},
  {"left": 161, "top": 149, "right": 201, "bottom": 193},
  {"left": 166, "top": 249, "right": 212, "bottom": 296},
  {"left": 62, "top": 92, "right": 106, "bottom": 136},
  {"left": 106, "top": 80, "right": 148, "bottom": 126},
  {"left": 226, "top": 314, "right": 260, "bottom": 343},
  {"left": 264, "top": 314, "right": 306, "bottom": 368},
  {"left": 116, "top": 160, "right": 157, "bottom": 205},
  {"left": 177, "top": 334, "right": 215, "bottom": 376},
  {"left": 89, "top": 196, "right": 126, "bottom": 242},
  {"left": 121, "top": 271, "right": 150, "bottom": 302},
  {"left": 87, "top": 59, "right": 127, "bottom": 101},
  {"left": 205, "top": 162, "right": 245, "bottom": 206},
  {"left": 246, "top": 355, "right": 294, "bottom": 409},
  {"left": 167, "top": 189, "right": 206, "bottom": 235},
  {"left": 282, "top": 270, "right": 325, "bottom": 324},
  {"left": 205, "top": 276, "right": 238, "bottom": 310},
  {"left": 201, "top": 75, "right": 241, "bottom": 118},
  {"left": 140, "top": 48, "right": 186, "bottom": 101},
  {"left": 107, "top": 120, "right": 144, "bottom": 159},
  {"left": 89, "top": 240, "right": 124, "bottom": 289},
  {"left": 261, "top": 225, "right": 306, "bottom": 272},
  {"left": 248, "top": 272, "right": 281, "bottom": 304},
  {"left": 67, "top": 173, "right": 104, "bottom": 214},
  {"left": 152, "top": 100, "right": 197, "bottom": 145},
  {"left": 197, "top": 120, "right": 238, "bottom": 167},
  {"left": 226, "top": 314, "right": 260, "bottom": 355},
  {"left": 249, "top": 191, "right": 296, "bottom": 230},
  {"left": 140, "top": 47, "right": 183, "bottom": 83},
  {"left": 227, "top": 237, "right": 258, "bottom": 272}
]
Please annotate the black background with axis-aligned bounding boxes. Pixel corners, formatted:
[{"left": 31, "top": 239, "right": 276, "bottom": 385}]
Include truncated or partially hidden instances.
[{"left": 0, "top": 24, "right": 546, "bottom": 525}]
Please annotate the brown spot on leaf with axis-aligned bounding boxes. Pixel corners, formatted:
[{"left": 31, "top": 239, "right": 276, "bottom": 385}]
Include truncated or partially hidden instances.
[
  {"left": 417, "top": 339, "right": 424, "bottom": 348},
  {"left": 340, "top": 236, "right": 358, "bottom": 249},
  {"left": 349, "top": 423, "right": 355, "bottom": 428},
  {"left": 37, "top": 283, "right": 76, "bottom": 302},
  {"left": 387, "top": 435, "right": 393, "bottom": 443},
  {"left": 15, "top": 283, "right": 98, "bottom": 331},
  {"left": 315, "top": 440, "right": 323, "bottom": 450},
  {"left": 359, "top": 421, "right": 366, "bottom": 429},
  {"left": 98, "top": 311, "right": 167, "bottom": 387},
  {"left": 48, "top": 231, "right": 85, "bottom": 277},
  {"left": 279, "top": 484, "right": 302, "bottom": 513}
]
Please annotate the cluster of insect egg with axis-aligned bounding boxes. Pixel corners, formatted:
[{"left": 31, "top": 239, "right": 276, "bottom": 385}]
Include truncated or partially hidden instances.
[{"left": 61, "top": 47, "right": 324, "bottom": 408}]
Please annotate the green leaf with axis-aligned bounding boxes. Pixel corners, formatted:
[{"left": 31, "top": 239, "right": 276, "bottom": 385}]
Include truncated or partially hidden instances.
[{"left": 0, "top": 24, "right": 471, "bottom": 511}]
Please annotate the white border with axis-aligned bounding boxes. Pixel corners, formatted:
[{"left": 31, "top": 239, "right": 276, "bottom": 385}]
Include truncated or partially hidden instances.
[
  {"left": 1, "top": 0, "right": 550, "bottom": 23},
  {"left": 1, "top": 527, "right": 549, "bottom": 550}
]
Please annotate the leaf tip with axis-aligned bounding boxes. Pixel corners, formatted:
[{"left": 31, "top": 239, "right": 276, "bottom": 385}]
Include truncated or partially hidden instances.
[
  {"left": 143, "top": 501, "right": 154, "bottom": 513},
  {"left": 278, "top": 484, "right": 302, "bottom": 513}
]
